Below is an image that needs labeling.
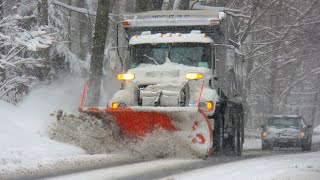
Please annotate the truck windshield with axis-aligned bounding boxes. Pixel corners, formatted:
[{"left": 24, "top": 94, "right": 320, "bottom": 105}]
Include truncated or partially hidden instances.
[{"left": 130, "top": 43, "right": 212, "bottom": 68}]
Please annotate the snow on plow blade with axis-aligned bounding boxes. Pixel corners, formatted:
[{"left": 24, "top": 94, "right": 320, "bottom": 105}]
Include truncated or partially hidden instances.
[{"left": 79, "top": 107, "right": 213, "bottom": 157}]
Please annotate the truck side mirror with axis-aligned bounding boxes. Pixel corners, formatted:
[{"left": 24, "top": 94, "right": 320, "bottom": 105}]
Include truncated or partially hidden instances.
[
  {"left": 261, "top": 125, "right": 266, "bottom": 129},
  {"left": 109, "top": 47, "right": 129, "bottom": 71},
  {"left": 307, "top": 125, "right": 312, "bottom": 129},
  {"left": 109, "top": 49, "right": 119, "bottom": 71},
  {"left": 213, "top": 70, "right": 218, "bottom": 81},
  {"left": 226, "top": 46, "right": 235, "bottom": 69}
]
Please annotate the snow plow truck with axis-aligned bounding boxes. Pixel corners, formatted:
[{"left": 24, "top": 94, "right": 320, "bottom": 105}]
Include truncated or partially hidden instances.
[{"left": 79, "top": 8, "right": 246, "bottom": 158}]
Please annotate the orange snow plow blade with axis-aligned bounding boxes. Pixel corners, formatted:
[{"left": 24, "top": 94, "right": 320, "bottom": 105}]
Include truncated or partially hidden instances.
[{"left": 79, "top": 107, "right": 213, "bottom": 157}]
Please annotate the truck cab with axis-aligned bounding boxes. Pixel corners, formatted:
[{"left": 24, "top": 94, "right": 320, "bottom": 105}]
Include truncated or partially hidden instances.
[{"left": 109, "top": 30, "right": 218, "bottom": 118}]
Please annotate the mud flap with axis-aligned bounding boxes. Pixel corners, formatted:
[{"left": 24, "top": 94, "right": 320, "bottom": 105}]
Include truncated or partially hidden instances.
[{"left": 79, "top": 107, "right": 213, "bottom": 157}]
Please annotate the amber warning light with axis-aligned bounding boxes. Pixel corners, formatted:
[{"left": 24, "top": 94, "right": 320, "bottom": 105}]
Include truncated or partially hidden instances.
[
  {"left": 207, "top": 101, "right": 214, "bottom": 111},
  {"left": 121, "top": 21, "right": 131, "bottom": 26},
  {"left": 210, "top": 19, "right": 220, "bottom": 26}
]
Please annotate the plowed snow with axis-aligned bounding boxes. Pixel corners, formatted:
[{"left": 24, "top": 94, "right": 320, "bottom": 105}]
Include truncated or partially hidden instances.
[
  {"left": 49, "top": 111, "right": 126, "bottom": 154},
  {"left": 49, "top": 111, "right": 198, "bottom": 159}
]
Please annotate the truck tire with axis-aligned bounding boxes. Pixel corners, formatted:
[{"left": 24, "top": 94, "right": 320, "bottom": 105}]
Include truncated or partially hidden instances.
[
  {"left": 302, "top": 143, "right": 307, "bottom": 151},
  {"left": 307, "top": 136, "right": 312, "bottom": 151},
  {"left": 235, "top": 111, "right": 243, "bottom": 156},
  {"left": 232, "top": 104, "right": 243, "bottom": 156},
  {"left": 212, "top": 113, "right": 224, "bottom": 155},
  {"left": 303, "top": 137, "right": 312, "bottom": 151},
  {"left": 307, "top": 142, "right": 312, "bottom": 151},
  {"left": 229, "top": 104, "right": 243, "bottom": 156},
  {"left": 262, "top": 141, "right": 272, "bottom": 150},
  {"left": 262, "top": 142, "right": 267, "bottom": 150}
]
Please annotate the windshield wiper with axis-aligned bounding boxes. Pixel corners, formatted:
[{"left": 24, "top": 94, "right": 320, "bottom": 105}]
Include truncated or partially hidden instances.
[
  {"left": 176, "top": 52, "right": 197, "bottom": 66},
  {"left": 143, "top": 54, "right": 159, "bottom": 65}
]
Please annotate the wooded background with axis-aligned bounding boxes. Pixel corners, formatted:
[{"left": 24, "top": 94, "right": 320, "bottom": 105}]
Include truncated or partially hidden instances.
[{"left": 1, "top": 0, "right": 319, "bottom": 128}]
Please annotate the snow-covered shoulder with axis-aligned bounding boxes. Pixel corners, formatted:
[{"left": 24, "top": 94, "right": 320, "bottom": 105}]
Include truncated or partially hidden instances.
[{"left": 0, "top": 78, "right": 86, "bottom": 168}]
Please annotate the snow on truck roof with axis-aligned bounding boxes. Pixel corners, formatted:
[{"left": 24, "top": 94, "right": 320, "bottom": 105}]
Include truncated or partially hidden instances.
[
  {"left": 122, "top": 10, "right": 225, "bottom": 27},
  {"left": 129, "top": 31, "right": 213, "bottom": 45}
]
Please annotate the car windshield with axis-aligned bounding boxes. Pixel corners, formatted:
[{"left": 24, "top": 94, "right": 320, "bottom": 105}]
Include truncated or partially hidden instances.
[
  {"left": 130, "top": 43, "right": 212, "bottom": 68},
  {"left": 267, "top": 117, "right": 303, "bottom": 128}
]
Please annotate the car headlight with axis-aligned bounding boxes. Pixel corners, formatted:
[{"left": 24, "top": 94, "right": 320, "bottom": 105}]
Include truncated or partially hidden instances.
[{"left": 262, "top": 132, "right": 267, "bottom": 137}]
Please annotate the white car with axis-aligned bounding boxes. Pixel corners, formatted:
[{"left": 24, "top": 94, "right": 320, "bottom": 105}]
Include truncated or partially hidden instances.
[{"left": 261, "top": 115, "right": 312, "bottom": 151}]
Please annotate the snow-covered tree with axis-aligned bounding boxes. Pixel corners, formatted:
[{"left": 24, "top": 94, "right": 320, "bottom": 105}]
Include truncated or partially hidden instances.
[{"left": 0, "top": 1, "right": 54, "bottom": 104}]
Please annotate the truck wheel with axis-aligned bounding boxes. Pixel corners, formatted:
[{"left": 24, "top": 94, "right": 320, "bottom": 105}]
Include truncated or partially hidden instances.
[
  {"left": 307, "top": 142, "right": 312, "bottom": 151},
  {"left": 262, "top": 142, "right": 272, "bottom": 150},
  {"left": 262, "top": 142, "right": 267, "bottom": 150},
  {"left": 228, "top": 105, "right": 243, "bottom": 156},
  {"left": 235, "top": 111, "right": 243, "bottom": 156},
  {"left": 303, "top": 138, "right": 312, "bottom": 151},
  {"left": 307, "top": 137, "right": 312, "bottom": 151},
  {"left": 212, "top": 113, "right": 224, "bottom": 155},
  {"left": 232, "top": 104, "right": 244, "bottom": 156},
  {"left": 302, "top": 143, "right": 307, "bottom": 151}
]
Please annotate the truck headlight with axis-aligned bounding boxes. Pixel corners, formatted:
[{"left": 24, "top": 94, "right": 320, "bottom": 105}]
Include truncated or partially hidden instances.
[
  {"left": 300, "top": 132, "right": 305, "bottom": 137},
  {"left": 117, "top": 73, "right": 135, "bottom": 81},
  {"left": 185, "top": 73, "right": 203, "bottom": 80}
]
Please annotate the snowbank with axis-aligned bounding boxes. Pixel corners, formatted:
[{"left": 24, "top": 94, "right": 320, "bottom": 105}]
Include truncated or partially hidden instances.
[
  {"left": 169, "top": 151, "right": 320, "bottom": 180},
  {"left": 0, "top": 77, "right": 86, "bottom": 168},
  {"left": 314, "top": 125, "right": 320, "bottom": 135},
  {"left": 243, "top": 139, "right": 262, "bottom": 150},
  {"left": 312, "top": 125, "right": 320, "bottom": 144}
]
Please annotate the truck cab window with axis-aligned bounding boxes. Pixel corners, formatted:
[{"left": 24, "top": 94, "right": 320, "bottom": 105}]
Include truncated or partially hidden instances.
[{"left": 130, "top": 43, "right": 212, "bottom": 68}]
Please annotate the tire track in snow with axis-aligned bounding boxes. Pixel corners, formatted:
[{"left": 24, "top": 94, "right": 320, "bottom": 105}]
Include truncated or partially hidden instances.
[
  {"left": 45, "top": 159, "right": 202, "bottom": 180},
  {"left": 39, "top": 150, "right": 298, "bottom": 180},
  {"left": 3, "top": 143, "right": 319, "bottom": 180},
  {"left": 0, "top": 154, "right": 142, "bottom": 180}
]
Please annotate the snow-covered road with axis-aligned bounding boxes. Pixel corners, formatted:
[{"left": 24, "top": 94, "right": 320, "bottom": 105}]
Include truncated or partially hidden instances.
[
  {"left": 0, "top": 154, "right": 140, "bottom": 179},
  {"left": 3, "top": 149, "right": 315, "bottom": 180},
  {"left": 168, "top": 151, "right": 320, "bottom": 180},
  {"left": 2, "top": 147, "right": 319, "bottom": 180}
]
